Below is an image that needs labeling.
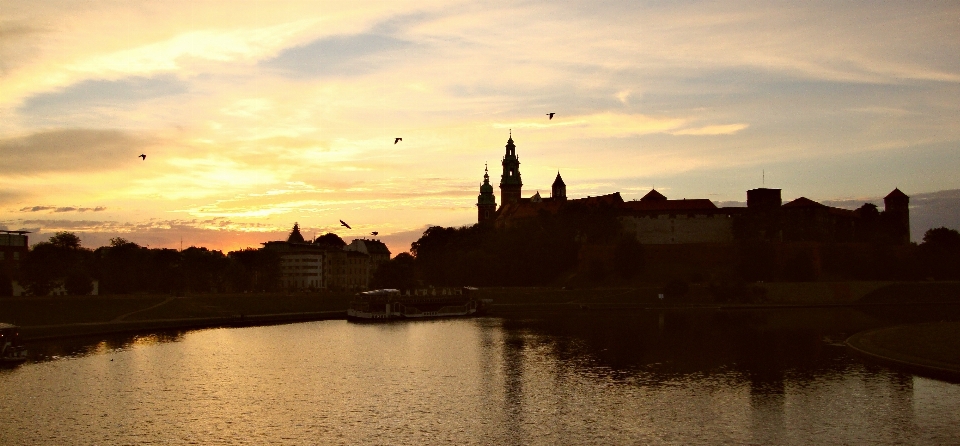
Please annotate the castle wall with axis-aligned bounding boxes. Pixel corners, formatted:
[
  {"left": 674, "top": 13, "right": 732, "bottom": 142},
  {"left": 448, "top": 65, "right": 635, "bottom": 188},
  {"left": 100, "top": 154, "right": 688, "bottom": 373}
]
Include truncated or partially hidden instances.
[{"left": 620, "top": 213, "right": 734, "bottom": 244}]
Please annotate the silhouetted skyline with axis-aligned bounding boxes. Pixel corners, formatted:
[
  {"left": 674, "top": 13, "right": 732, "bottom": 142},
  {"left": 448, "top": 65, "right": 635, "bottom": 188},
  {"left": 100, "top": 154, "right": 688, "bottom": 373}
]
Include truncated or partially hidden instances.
[{"left": 1, "top": 2, "right": 958, "bottom": 254}]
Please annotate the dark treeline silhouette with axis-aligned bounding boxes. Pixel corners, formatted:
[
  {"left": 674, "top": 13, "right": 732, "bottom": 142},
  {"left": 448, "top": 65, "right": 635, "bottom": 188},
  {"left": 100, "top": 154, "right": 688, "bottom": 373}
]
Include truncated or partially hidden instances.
[
  {"left": 374, "top": 221, "right": 960, "bottom": 289},
  {"left": 4, "top": 233, "right": 281, "bottom": 296},
  {"left": 374, "top": 203, "right": 640, "bottom": 288},
  {"left": 5, "top": 224, "right": 960, "bottom": 296}
]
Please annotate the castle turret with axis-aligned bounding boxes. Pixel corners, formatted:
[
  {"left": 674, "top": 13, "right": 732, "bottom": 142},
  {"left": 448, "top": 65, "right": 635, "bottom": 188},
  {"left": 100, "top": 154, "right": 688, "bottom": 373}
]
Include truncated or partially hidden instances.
[
  {"left": 747, "top": 188, "right": 782, "bottom": 211},
  {"left": 499, "top": 132, "right": 522, "bottom": 205},
  {"left": 551, "top": 172, "right": 566, "bottom": 201},
  {"left": 883, "top": 188, "right": 910, "bottom": 244},
  {"left": 477, "top": 165, "right": 497, "bottom": 223}
]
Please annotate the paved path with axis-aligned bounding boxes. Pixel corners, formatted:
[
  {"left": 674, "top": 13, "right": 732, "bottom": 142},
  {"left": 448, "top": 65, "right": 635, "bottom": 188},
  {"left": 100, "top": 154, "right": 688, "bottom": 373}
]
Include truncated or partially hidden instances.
[
  {"left": 846, "top": 322, "right": 960, "bottom": 382},
  {"left": 111, "top": 296, "right": 178, "bottom": 322}
]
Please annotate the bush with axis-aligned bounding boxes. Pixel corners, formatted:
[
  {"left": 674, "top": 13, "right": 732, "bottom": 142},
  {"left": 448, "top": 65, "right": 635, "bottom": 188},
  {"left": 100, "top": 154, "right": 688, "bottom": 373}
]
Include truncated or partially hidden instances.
[
  {"left": 709, "top": 281, "right": 768, "bottom": 304},
  {"left": 64, "top": 273, "right": 94, "bottom": 296}
]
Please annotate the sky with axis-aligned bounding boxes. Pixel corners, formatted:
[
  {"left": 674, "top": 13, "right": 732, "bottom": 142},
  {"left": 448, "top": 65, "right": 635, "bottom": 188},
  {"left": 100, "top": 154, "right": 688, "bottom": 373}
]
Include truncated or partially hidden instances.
[{"left": 1, "top": 1, "right": 959, "bottom": 254}]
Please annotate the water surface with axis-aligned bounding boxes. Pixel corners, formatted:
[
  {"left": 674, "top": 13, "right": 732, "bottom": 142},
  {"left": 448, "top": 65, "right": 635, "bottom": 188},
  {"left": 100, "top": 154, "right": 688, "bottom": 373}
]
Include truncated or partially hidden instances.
[{"left": 2, "top": 307, "right": 959, "bottom": 445}]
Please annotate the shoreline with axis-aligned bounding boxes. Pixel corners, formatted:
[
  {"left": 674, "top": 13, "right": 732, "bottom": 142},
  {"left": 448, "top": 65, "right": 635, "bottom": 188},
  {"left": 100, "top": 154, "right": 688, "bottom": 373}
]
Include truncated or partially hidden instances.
[
  {"left": 4, "top": 281, "right": 959, "bottom": 343},
  {"left": 20, "top": 311, "right": 347, "bottom": 342},
  {"left": 846, "top": 322, "right": 960, "bottom": 383}
]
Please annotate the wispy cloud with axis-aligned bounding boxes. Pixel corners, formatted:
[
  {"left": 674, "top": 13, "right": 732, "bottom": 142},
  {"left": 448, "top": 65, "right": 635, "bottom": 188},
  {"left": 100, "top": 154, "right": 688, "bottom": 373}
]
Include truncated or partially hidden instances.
[
  {"left": 671, "top": 124, "right": 749, "bottom": 136},
  {"left": 19, "top": 206, "right": 54, "bottom": 212},
  {"left": 0, "top": 129, "right": 155, "bottom": 174},
  {"left": 19, "top": 205, "right": 108, "bottom": 213}
]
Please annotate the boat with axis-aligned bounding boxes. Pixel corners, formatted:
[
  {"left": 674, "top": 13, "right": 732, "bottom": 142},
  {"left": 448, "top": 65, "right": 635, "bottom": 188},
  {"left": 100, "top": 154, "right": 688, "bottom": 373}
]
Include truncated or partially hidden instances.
[
  {"left": 0, "top": 323, "right": 28, "bottom": 367},
  {"left": 347, "top": 287, "right": 490, "bottom": 321}
]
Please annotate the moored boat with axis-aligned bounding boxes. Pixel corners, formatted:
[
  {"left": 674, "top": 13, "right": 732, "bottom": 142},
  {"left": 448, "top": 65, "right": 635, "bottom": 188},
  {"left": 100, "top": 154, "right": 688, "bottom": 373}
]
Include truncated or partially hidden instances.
[
  {"left": 348, "top": 287, "right": 490, "bottom": 321},
  {"left": 0, "top": 323, "right": 28, "bottom": 367}
]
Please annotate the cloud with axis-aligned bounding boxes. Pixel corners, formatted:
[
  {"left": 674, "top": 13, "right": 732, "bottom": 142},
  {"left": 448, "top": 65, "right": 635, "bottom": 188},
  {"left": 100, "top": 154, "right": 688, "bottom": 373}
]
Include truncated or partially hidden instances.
[
  {"left": 18, "top": 205, "right": 107, "bottom": 213},
  {"left": 262, "top": 32, "right": 411, "bottom": 78},
  {"left": 671, "top": 124, "right": 749, "bottom": 136},
  {"left": 496, "top": 113, "right": 688, "bottom": 138},
  {"left": 18, "top": 75, "right": 189, "bottom": 118},
  {"left": 0, "top": 129, "right": 155, "bottom": 174},
  {"left": 20, "top": 205, "right": 55, "bottom": 212}
]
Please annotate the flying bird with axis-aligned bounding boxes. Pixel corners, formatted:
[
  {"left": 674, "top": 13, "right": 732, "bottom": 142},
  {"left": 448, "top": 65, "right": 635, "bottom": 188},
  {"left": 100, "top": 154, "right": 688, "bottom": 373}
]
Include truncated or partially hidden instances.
[
  {"left": 340, "top": 220, "right": 352, "bottom": 229},
  {"left": 394, "top": 138, "right": 402, "bottom": 144},
  {"left": 546, "top": 113, "right": 555, "bottom": 120},
  {"left": 371, "top": 231, "right": 378, "bottom": 236},
  {"left": 139, "top": 154, "right": 146, "bottom": 160}
]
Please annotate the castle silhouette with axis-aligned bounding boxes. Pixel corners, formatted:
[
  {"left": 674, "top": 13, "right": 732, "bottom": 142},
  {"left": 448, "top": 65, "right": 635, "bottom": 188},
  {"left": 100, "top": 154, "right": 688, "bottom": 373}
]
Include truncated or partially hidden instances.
[{"left": 477, "top": 134, "right": 910, "bottom": 245}]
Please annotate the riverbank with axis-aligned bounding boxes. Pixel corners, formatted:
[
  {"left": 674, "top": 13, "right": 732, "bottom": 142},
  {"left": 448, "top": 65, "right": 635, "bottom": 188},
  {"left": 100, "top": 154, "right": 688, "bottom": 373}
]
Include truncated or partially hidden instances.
[
  {"left": 0, "top": 293, "right": 353, "bottom": 340},
  {"left": 846, "top": 322, "right": 960, "bottom": 382},
  {"left": 2, "top": 281, "right": 959, "bottom": 341}
]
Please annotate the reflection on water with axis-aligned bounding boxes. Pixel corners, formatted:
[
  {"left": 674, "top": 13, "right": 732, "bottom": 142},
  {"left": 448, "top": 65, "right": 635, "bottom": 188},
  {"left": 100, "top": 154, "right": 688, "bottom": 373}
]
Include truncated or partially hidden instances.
[{"left": 1, "top": 306, "right": 959, "bottom": 445}]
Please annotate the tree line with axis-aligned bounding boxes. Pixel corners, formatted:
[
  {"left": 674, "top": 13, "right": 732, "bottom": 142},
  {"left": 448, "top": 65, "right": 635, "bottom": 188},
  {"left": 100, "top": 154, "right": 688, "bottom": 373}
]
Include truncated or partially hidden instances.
[
  {"left": 4, "top": 222, "right": 959, "bottom": 296},
  {"left": 1, "top": 233, "right": 281, "bottom": 296},
  {"left": 373, "top": 219, "right": 960, "bottom": 289}
]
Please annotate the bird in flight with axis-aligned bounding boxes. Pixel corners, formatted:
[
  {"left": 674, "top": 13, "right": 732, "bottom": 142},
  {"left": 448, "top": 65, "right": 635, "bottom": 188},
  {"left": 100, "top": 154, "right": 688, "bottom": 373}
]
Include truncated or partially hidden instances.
[
  {"left": 394, "top": 138, "right": 402, "bottom": 144},
  {"left": 371, "top": 231, "right": 378, "bottom": 236},
  {"left": 139, "top": 154, "right": 146, "bottom": 160},
  {"left": 340, "top": 220, "right": 352, "bottom": 229},
  {"left": 546, "top": 113, "right": 555, "bottom": 120}
]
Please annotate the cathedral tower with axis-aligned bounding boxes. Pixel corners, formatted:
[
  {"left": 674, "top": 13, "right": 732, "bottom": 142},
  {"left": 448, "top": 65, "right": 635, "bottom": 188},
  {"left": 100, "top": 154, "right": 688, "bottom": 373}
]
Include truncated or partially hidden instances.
[
  {"left": 477, "top": 164, "right": 497, "bottom": 223},
  {"left": 499, "top": 132, "right": 523, "bottom": 205},
  {"left": 551, "top": 172, "right": 566, "bottom": 201}
]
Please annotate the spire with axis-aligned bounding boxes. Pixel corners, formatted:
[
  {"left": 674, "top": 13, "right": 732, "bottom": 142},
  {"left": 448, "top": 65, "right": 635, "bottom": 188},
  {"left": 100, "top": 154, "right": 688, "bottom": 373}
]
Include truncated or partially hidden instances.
[
  {"left": 499, "top": 131, "right": 522, "bottom": 204},
  {"left": 551, "top": 171, "right": 566, "bottom": 200},
  {"left": 287, "top": 222, "right": 305, "bottom": 243},
  {"left": 478, "top": 163, "right": 497, "bottom": 223}
]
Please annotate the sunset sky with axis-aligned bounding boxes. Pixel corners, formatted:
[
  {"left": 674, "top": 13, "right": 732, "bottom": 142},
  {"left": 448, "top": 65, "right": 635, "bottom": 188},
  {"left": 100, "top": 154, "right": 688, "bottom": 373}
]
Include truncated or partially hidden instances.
[{"left": 1, "top": 1, "right": 958, "bottom": 254}]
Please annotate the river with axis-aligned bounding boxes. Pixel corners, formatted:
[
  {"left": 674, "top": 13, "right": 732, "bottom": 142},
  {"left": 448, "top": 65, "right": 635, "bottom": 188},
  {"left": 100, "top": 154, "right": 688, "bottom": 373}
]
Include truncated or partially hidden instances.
[{"left": 2, "top": 306, "right": 959, "bottom": 445}]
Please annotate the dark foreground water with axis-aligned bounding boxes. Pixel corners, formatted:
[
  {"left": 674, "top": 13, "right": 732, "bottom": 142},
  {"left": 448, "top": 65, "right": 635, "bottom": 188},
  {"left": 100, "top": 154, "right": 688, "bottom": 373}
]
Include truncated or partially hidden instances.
[{"left": 2, "top": 307, "right": 960, "bottom": 445}]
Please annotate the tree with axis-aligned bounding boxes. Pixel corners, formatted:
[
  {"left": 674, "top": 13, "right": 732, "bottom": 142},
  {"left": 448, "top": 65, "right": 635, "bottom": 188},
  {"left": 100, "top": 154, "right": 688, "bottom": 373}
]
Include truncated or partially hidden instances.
[
  {"left": 371, "top": 253, "right": 418, "bottom": 290},
  {"left": 21, "top": 233, "right": 93, "bottom": 295},
  {"left": 314, "top": 233, "right": 346, "bottom": 248},
  {"left": 919, "top": 227, "right": 960, "bottom": 280},
  {"left": 49, "top": 232, "right": 82, "bottom": 249},
  {"left": 64, "top": 272, "right": 94, "bottom": 295},
  {"left": 228, "top": 248, "right": 281, "bottom": 292}
]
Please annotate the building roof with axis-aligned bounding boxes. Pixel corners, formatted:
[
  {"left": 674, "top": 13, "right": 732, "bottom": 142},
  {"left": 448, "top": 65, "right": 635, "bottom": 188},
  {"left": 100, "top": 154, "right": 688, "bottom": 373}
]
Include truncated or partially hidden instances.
[
  {"left": 885, "top": 188, "right": 909, "bottom": 199},
  {"left": 552, "top": 172, "right": 565, "bottom": 187},
  {"left": 345, "top": 239, "right": 391, "bottom": 256},
  {"left": 640, "top": 189, "right": 667, "bottom": 201},
  {"left": 623, "top": 199, "right": 718, "bottom": 212},
  {"left": 782, "top": 197, "right": 857, "bottom": 217},
  {"left": 781, "top": 197, "right": 826, "bottom": 209},
  {"left": 572, "top": 192, "right": 624, "bottom": 206},
  {"left": 362, "top": 239, "right": 391, "bottom": 255}
]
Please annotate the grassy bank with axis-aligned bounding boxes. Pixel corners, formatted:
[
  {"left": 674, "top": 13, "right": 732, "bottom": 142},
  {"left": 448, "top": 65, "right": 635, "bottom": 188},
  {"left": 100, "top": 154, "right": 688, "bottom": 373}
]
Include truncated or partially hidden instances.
[
  {"left": 847, "top": 322, "right": 960, "bottom": 381},
  {"left": 0, "top": 292, "right": 353, "bottom": 340},
  {"left": 2, "top": 281, "right": 959, "bottom": 340}
]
